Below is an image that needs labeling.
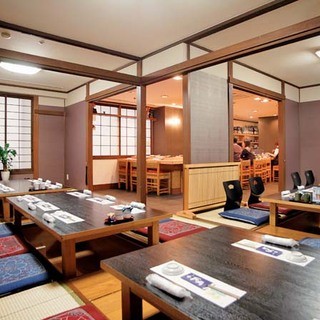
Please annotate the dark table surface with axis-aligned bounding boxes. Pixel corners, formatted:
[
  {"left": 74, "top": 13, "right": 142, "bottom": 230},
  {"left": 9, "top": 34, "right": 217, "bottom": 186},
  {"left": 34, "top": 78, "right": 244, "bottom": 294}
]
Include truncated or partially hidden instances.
[{"left": 101, "top": 225, "right": 320, "bottom": 320}]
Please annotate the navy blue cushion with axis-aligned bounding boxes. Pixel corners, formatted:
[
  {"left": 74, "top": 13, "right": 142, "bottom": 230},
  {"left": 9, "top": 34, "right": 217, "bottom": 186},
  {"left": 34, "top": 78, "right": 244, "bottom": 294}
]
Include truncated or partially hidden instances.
[
  {"left": 0, "top": 253, "right": 49, "bottom": 295},
  {"left": 219, "top": 207, "right": 269, "bottom": 226},
  {"left": 299, "top": 238, "right": 320, "bottom": 249},
  {"left": 0, "top": 223, "right": 14, "bottom": 238}
]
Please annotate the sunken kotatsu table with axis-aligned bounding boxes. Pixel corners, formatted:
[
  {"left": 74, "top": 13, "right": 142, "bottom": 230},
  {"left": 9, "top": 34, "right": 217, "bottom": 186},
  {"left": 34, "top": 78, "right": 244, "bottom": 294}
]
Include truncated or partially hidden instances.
[{"left": 8, "top": 191, "right": 171, "bottom": 278}]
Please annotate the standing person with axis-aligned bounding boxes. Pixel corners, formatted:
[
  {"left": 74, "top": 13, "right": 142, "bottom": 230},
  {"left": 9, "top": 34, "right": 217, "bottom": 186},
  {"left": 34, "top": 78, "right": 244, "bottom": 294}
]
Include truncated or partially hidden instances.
[
  {"left": 240, "top": 139, "right": 255, "bottom": 164},
  {"left": 233, "top": 137, "right": 242, "bottom": 162}
]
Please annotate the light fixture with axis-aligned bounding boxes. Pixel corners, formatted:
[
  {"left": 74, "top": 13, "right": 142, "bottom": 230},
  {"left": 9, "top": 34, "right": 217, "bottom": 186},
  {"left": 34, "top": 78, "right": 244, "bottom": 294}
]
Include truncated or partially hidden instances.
[
  {"left": 161, "top": 94, "right": 168, "bottom": 99},
  {"left": 261, "top": 98, "right": 269, "bottom": 103},
  {"left": 0, "top": 62, "right": 41, "bottom": 75},
  {"left": 253, "top": 110, "right": 258, "bottom": 113},
  {"left": 1, "top": 31, "right": 11, "bottom": 39},
  {"left": 315, "top": 50, "right": 320, "bottom": 58},
  {"left": 173, "top": 75, "right": 182, "bottom": 80},
  {"left": 254, "top": 97, "right": 261, "bottom": 101}
]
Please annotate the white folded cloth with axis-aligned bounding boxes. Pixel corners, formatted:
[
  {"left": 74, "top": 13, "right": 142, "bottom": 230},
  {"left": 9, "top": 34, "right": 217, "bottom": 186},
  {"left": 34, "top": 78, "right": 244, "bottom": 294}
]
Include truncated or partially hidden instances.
[
  {"left": 105, "top": 195, "right": 116, "bottom": 201},
  {"left": 261, "top": 235, "right": 298, "bottom": 247},
  {"left": 28, "top": 202, "right": 37, "bottom": 210},
  {"left": 42, "top": 213, "right": 55, "bottom": 223},
  {"left": 130, "top": 201, "right": 145, "bottom": 209},
  {"left": 146, "top": 274, "right": 192, "bottom": 299},
  {"left": 83, "top": 189, "right": 92, "bottom": 195}
]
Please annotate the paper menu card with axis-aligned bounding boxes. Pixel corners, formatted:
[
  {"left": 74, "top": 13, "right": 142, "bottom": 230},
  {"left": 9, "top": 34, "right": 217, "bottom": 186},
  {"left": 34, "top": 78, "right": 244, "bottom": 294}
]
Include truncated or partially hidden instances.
[
  {"left": 86, "top": 197, "right": 113, "bottom": 205},
  {"left": 51, "top": 211, "right": 84, "bottom": 224},
  {"left": 66, "top": 191, "right": 90, "bottom": 198},
  {"left": 151, "top": 260, "right": 246, "bottom": 308},
  {"left": 232, "top": 239, "right": 314, "bottom": 267}
]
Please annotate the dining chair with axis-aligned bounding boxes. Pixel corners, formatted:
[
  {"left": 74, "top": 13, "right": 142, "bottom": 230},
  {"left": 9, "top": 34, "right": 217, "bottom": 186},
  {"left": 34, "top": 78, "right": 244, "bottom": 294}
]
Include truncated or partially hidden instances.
[
  {"left": 222, "top": 180, "right": 243, "bottom": 211},
  {"left": 291, "top": 171, "right": 302, "bottom": 189},
  {"left": 146, "top": 161, "right": 171, "bottom": 196},
  {"left": 117, "top": 159, "right": 129, "bottom": 190},
  {"left": 305, "top": 170, "right": 315, "bottom": 187}
]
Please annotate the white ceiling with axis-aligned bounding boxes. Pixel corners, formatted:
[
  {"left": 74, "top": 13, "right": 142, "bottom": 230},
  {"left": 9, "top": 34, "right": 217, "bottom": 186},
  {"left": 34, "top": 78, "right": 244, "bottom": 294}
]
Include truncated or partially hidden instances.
[{"left": 0, "top": 0, "right": 319, "bottom": 97}]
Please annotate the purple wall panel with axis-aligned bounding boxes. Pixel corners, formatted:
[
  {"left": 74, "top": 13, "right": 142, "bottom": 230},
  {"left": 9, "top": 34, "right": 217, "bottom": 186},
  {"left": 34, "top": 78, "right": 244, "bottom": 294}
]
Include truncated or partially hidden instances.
[
  {"left": 299, "top": 100, "right": 320, "bottom": 185},
  {"left": 65, "top": 101, "right": 87, "bottom": 189},
  {"left": 284, "top": 99, "right": 300, "bottom": 189},
  {"left": 38, "top": 106, "right": 65, "bottom": 183}
]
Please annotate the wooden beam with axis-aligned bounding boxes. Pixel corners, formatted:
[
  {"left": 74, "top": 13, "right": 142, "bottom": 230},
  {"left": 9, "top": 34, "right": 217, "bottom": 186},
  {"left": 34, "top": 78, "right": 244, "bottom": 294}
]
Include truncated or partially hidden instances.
[
  {"left": 142, "top": 16, "right": 320, "bottom": 85},
  {"left": 0, "top": 20, "right": 140, "bottom": 61},
  {"left": 0, "top": 49, "right": 141, "bottom": 85}
]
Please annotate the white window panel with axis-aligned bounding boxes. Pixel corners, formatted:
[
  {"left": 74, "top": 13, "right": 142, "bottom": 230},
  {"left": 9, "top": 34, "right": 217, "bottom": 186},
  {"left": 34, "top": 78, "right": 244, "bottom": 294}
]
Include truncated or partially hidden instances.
[
  {"left": 101, "top": 106, "right": 110, "bottom": 114},
  {"left": 0, "top": 134, "right": 5, "bottom": 141},
  {"left": 19, "top": 155, "right": 31, "bottom": 162},
  {"left": 19, "top": 162, "right": 32, "bottom": 169},
  {"left": 110, "top": 117, "right": 118, "bottom": 126},
  {"left": 127, "top": 137, "right": 136, "bottom": 146},
  {"left": 127, "top": 109, "right": 136, "bottom": 117},
  {"left": 20, "top": 127, "right": 31, "bottom": 134},
  {"left": 20, "top": 99, "right": 31, "bottom": 107},
  {"left": 93, "top": 146, "right": 101, "bottom": 156},
  {"left": 7, "top": 126, "right": 19, "bottom": 133},
  {"left": 121, "top": 117, "right": 127, "bottom": 125},
  {"left": 121, "top": 147, "right": 127, "bottom": 155},
  {"left": 110, "top": 107, "right": 118, "bottom": 115},
  {"left": 7, "top": 97, "right": 19, "bottom": 105},
  {"left": 101, "top": 126, "right": 111, "bottom": 135},
  {"left": 94, "top": 116, "right": 101, "bottom": 125},
  {"left": 95, "top": 105, "right": 101, "bottom": 113},
  {"left": 20, "top": 113, "right": 31, "bottom": 120},
  {"left": 127, "top": 118, "right": 136, "bottom": 127},
  {"left": 110, "top": 146, "right": 118, "bottom": 154},
  {"left": 8, "top": 141, "right": 19, "bottom": 148},
  {"left": 127, "top": 127, "right": 136, "bottom": 136},
  {"left": 0, "top": 111, "right": 4, "bottom": 118},
  {"left": 110, "top": 126, "right": 118, "bottom": 136},
  {"left": 19, "top": 148, "right": 31, "bottom": 155},
  {"left": 19, "top": 134, "right": 31, "bottom": 141},
  {"left": 121, "top": 109, "right": 127, "bottom": 116},
  {"left": 20, "top": 141, "right": 31, "bottom": 148},
  {"left": 146, "top": 147, "right": 151, "bottom": 155},
  {"left": 0, "top": 97, "right": 4, "bottom": 103},
  {"left": 7, "top": 133, "right": 19, "bottom": 141},
  {"left": 93, "top": 126, "right": 101, "bottom": 135},
  {"left": 7, "top": 111, "right": 19, "bottom": 119},
  {"left": 19, "top": 120, "right": 31, "bottom": 127},
  {"left": 101, "top": 136, "right": 110, "bottom": 145},
  {"left": 127, "top": 146, "right": 136, "bottom": 155},
  {"left": 110, "top": 136, "right": 119, "bottom": 146},
  {"left": 92, "top": 136, "right": 101, "bottom": 145},
  {"left": 101, "top": 116, "right": 110, "bottom": 126},
  {"left": 101, "top": 146, "right": 111, "bottom": 155},
  {"left": 7, "top": 119, "right": 19, "bottom": 126}
]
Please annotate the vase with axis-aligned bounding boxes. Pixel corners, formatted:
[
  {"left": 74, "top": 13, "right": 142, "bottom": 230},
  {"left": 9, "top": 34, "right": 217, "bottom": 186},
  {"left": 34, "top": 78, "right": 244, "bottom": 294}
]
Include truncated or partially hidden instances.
[{"left": 1, "top": 171, "right": 10, "bottom": 181}]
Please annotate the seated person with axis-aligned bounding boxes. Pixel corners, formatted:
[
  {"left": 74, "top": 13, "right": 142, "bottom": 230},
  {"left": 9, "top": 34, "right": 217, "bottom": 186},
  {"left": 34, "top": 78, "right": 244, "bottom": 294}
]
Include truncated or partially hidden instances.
[
  {"left": 240, "top": 139, "right": 255, "bottom": 164},
  {"left": 233, "top": 137, "right": 242, "bottom": 162},
  {"left": 267, "top": 142, "right": 279, "bottom": 166}
]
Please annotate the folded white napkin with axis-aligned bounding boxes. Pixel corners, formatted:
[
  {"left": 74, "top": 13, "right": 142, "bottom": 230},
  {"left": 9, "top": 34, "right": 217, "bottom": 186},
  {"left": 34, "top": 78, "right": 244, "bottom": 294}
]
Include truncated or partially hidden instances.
[
  {"left": 261, "top": 235, "right": 298, "bottom": 247},
  {"left": 130, "top": 201, "right": 145, "bottom": 209},
  {"left": 105, "top": 195, "right": 116, "bottom": 201},
  {"left": 146, "top": 274, "right": 192, "bottom": 299},
  {"left": 42, "top": 213, "right": 55, "bottom": 223}
]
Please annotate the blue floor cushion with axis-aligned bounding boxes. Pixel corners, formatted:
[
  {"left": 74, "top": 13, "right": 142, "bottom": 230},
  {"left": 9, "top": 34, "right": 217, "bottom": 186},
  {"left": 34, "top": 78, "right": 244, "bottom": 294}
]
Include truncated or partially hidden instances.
[
  {"left": 219, "top": 207, "right": 269, "bottom": 226},
  {"left": 0, "top": 223, "right": 14, "bottom": 238},
  {"left": 0, "top": 253, "right": 49, "bottom": 295},
  {"left": 299, "top": 237, "right": 320, "bottom": 249}
]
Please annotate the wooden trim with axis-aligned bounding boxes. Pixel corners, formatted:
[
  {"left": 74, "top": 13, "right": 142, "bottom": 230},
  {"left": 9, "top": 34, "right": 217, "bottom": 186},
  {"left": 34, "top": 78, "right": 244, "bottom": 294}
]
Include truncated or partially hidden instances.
[
  {"left": 0, "top": 48, "right": 140, "bottom": 85},
  {"left": 141, "top": 16, "right": 320, "bottom": 85},
  {"left": 87, "top": 103, "right": 93, "bottom": 190},
  {"left": 33, "top": 96, "right": 39, "bottom": 178},
  {"left": 300, "top": 83, "right": 320, "bottom": 89},
  {"left": 92, "top": 183, "right": 118, "bottom": 191},
  {"left": 0, "top": 20, "right": 140, "bottom": 61},
  {"left": 136, "top": 85, "right": 147, "bottom": 203},
  {"left": 278, "top": 99, "right": 285, "bottom": 191},
  {"left": 0, "top": 82, "right": 68, "bottom": 93},
  {"left": 87, "top": 84, "right": 136, "bottom": 102},
  {"left": 35, "top": 109, "right": 65, "bottom": 117},
  {"left": 228, "top": 82, "right": 234, "bottom": 161},
  {"left": 230, "top": 78, "right": 284, "bottom": 101},
  {"left": 182, "top": 74, "right": 191, "bottom": 164},
  {"left": 189, "top": 43, "right": 211, "bottom": 54}
]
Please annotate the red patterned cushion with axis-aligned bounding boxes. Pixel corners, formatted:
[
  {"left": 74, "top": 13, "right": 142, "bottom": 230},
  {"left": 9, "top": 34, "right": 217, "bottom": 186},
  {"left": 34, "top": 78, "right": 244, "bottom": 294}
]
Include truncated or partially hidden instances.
[
  {"left": 249, "top": 202, "right": 293, "bottom": 215},
  {"left": 43, "top": 305, "right": 107, "bottom": 320},
  {"left": 0, "top": 235, "right": 28, "bottom": 258},
  {"left": 135, "top": 219, "right": 206, "bottom": 242}
]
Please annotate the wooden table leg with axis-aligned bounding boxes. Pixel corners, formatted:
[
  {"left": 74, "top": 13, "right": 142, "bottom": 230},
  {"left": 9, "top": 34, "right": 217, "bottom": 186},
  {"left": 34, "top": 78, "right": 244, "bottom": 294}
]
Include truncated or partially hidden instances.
[
  {"left": 2, "top": 198, "right": 11, "bottom": 222},
  {"left": 13, "top": 208, "right": 22, "bottom": 228},
  {"left": 61, "top": 239, "right": 76, "bottom": 278},
  {"left": 122, "top": 283, "right": 142, "bottom": 320},
  {"left": 147, "top": 222, "right": 159, "bottom": 246},
  {"left": 269, "top": 203, "right": 277, "bottom": 226}
]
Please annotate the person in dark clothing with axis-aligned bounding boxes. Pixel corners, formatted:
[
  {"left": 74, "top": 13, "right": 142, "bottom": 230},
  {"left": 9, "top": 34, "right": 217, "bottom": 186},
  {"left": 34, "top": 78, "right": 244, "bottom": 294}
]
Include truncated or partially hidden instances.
[{"left": 240, "top": 139, "right": 255, "bottom": 164}]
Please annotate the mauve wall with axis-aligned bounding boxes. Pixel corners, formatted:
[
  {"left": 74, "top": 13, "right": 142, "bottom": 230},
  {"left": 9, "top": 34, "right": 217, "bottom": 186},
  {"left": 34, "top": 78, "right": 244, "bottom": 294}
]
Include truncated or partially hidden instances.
[
  {"left": 284, "top": 99, "right": 300, "bottom": 189},
  {"left": 299, "top": 100, "right": 320, "bottom": 185},
  {"left": 38, "top": 106, "right": 65, "bottom": 183},
  {"left": 65, "top": 101, "right": 87, "bottom": 189}
]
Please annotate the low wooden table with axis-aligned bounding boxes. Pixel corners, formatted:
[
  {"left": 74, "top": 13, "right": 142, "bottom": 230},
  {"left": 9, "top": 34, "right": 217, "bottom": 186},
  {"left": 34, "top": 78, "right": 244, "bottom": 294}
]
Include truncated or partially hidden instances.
[
  {"left": 9, "top": 192, "right": 171, "bottom": 278},
  {"left": 0, "top": 179, "right": 74, "bottom": 222},
  {"left": 101, "top": 226, "right": 320, "bottom": 320},
  {"left": 261, "top": 192, "right": 320, "bottom": 226}
]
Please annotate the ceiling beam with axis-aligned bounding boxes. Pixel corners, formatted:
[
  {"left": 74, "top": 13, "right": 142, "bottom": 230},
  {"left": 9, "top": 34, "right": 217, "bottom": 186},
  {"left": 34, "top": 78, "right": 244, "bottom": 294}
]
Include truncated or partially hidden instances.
[
  {"left": 0, "top": 48, "right": 141, "bottom": 85},
  {"left": 141, "top": 16, "right": 320, "bottom": 85},
  {"left": 0, "top": 20, "right": 140, "bottom": 62}
]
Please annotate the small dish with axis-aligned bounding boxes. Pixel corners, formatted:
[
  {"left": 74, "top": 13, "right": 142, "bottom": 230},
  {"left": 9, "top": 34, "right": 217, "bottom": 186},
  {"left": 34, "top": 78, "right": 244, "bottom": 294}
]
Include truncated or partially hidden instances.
[
  {"left": 162, "top": 262, "right": 184, "bottom": 276},
  {"left": 286, "top": 251, "right": 307, "bottom": 263}
]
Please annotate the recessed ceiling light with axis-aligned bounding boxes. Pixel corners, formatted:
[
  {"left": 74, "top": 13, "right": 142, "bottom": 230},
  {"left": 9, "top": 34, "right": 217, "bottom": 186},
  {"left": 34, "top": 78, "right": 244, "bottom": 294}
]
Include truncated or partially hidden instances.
[
  {"left": 249, "top": 116, "right": 254, "bottom": 119},
  {"left": 173, "top": 75, "right": 182, "bottom": 81},
  {"left": 253, "top": 110, "right": 258, "bottom": 113},
  {"left": 261, "top": 98, "right": 269, "bottom": 103},
  {"left": 1, "top": 31, "right": 11, "bottom": 39},
  {"left": 254, "top": 97, "right": 261, "bottom": 101},
  {"left": 315, "top": 50, "right": 320, "bottom": 58},
  {"left": 161, "top": 94, "right": 168, "bottom": 99},
  {"left": 0, "top": 62, "right": 41, "bottom": 75}
]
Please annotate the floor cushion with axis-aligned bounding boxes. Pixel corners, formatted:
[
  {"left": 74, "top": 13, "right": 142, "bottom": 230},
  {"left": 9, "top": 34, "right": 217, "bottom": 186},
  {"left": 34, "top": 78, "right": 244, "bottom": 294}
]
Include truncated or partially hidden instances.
[
  {"left": 0, "top": 223, "right": 14, "bottom": 238},
  {"left": 248, "top": 202, "right": 293, "bottom": 215},
  {"left": 135, "top": 218, "right": 207, "bottom": 242},
  {"left": 0, "top": 253, "right": 49, "bottom": 295},
  {"left": 299, "top": 237, "right": 320, "bottom": 249},
  {"left": 43, "top": 305, "right": 108, "bottom": 320},
  {"left": 219, "top": 207, "right": 269, "bottom": 226},
  {"left": 0, "top": 235, "right": 29, "bottom": 258}
]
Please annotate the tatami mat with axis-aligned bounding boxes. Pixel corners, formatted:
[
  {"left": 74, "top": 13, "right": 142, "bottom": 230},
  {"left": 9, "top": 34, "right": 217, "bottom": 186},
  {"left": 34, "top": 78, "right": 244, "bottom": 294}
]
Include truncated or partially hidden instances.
[
  {"left": 0, "top": 282, "right": 83, "bottom": 320},
  {"left": 171, "top": 214, "right": 218, "bottom": 229},
  {"left": 196, "top": 208, "right": 258, "bottom": 230}
]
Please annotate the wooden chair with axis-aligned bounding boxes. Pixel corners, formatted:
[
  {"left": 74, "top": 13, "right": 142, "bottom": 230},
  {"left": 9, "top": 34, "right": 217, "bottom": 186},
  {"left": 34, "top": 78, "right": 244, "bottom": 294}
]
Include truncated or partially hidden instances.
[
  {"left": 118, "top": 159, "right": 129, "bottom": 190},
  {"left": 265, "top": 158, "right": 272, "bottom": 183},
  {"left": 272, "top": 165, "right": 279, "bottom": 182},
  {"left": 146, "top": 161, "right": 171, "bottom": 196},
  {"left": 130, "top": 161, "right": 138, "bottom": 191},
  {"left": 252, "top": 159, "right": 264, "bottom": 181},
  {"left": 240, "top": 160, "right": 251, "bottom": 189}
]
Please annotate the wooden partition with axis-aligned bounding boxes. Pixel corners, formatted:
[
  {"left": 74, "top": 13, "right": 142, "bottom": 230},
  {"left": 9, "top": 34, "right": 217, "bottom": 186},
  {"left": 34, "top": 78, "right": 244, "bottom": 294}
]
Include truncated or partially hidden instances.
[{"left": 183, "top": 162, "right": 240, "bottom": 211}]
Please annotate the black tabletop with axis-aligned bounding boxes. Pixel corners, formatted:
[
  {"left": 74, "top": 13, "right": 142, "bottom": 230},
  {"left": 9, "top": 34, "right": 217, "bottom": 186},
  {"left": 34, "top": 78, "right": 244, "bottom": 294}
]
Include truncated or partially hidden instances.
[
  {"left": 101, "top": 226, "right": 320, "bottom": 320},
  {"left": 8, "top": 192, "right": 169, "bottom": 237}
]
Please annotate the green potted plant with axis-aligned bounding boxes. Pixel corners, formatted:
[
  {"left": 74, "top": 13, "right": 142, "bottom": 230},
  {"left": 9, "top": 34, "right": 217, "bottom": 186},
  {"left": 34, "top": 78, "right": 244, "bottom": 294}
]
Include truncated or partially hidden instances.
[{"left": 0, "top": 143, "right": 17, "bottom": 181}]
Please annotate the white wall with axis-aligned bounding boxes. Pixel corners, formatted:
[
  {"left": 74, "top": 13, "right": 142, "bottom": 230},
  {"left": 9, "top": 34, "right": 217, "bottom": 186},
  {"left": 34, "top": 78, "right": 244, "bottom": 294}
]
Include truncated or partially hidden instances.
[
  {"left": 285, "top": 84, "right": 299, "bottom": 102},
  {"left": 93, "top": 159, "right": 118, "bottom": 185},
  {"left": 65, "top": 86, "right": 86, "bottom": 106},
  {"left": 300, "top": 86, "right": 320, "bottom": 102}
]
